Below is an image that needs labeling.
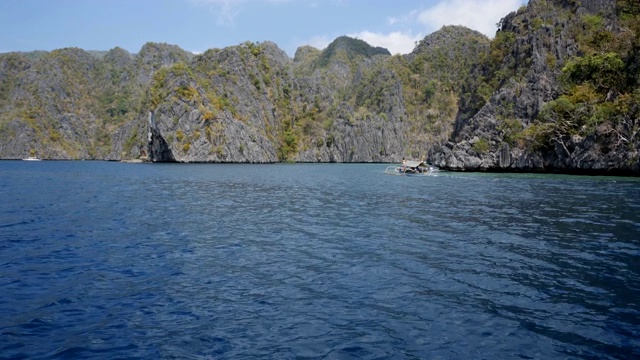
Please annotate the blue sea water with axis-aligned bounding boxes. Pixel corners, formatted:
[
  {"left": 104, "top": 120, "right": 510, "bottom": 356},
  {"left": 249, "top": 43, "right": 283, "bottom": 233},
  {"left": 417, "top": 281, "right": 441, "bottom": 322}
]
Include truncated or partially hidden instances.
[{"left": 1, "top": 160, "right": 639, "bottom": 359}]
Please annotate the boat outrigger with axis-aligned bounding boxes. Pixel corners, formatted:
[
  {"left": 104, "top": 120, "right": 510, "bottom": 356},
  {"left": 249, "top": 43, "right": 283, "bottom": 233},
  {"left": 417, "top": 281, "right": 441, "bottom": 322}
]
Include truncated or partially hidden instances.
[{"left": 384, "top": 160, "right": 438, "bottom": 176}]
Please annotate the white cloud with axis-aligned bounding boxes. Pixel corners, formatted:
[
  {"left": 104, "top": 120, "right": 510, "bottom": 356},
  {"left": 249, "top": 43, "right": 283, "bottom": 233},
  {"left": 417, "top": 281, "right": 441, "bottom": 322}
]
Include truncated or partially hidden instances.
[
  {"left": 189, "top": 0, "right": 242, "bottom": 26},
  {"left": 417, "top": 0, "right": 525, "bottom": 38},
  {"left": 343, "top": 0, "right": 526, "bottom": 55},
  {"left": 347, "top": 31, "right": 423, "bottom": 55},
  {"left": 387, "top": 9, "right": 420, "bottom": 27},
  {"left": 283, "top": 35, "right": 330, "bottom": 58},
  {"left": 305, "top": 35, "right": 332, "bottom": 51},
  {"left": 190, "top": 0, "right": 295, "bottom": 26},
  {"left": 294, "top": 31, "right": 421, "bottom": 56},
  {"left": 215, "top": 0, "right": 241, "bottom": 26}
]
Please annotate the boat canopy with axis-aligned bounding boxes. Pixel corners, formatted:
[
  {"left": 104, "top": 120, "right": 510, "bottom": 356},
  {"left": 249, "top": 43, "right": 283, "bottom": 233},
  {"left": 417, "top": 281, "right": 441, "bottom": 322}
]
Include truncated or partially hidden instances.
[{"left": 403, "top": 160, "right": 426, "bottom": 168}]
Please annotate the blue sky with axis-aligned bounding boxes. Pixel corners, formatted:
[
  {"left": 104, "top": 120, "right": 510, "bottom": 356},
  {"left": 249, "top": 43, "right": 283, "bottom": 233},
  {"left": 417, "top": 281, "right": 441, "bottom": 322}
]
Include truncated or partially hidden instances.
[{"left": 0, "top": 0, "right": 528, "bottom": 57}]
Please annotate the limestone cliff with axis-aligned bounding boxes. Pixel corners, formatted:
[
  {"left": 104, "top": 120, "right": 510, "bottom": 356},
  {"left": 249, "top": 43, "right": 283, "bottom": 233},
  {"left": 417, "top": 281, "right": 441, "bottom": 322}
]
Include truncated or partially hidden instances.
[
  {"left": 0, "top": 43, "right": 191, "bottom": 160},
  {"left": 0, "top": 25, "right": 489, "bottom": 163},
  {"left": 432, "top": 0, "right": 640, "bottom": 175},
  {"left": 127, "top": 33, "right": 485, "bottom": 164},
  {"left": 1, "top": 0, "right": 637, "bottom": 175}
]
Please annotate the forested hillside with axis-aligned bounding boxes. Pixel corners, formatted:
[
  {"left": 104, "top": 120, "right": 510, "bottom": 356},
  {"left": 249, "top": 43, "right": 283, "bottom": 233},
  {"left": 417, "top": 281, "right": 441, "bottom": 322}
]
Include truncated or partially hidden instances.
[
  {"left": 0, "top": 29, "right": 487, "bottom": 163},
  {"left": 0, "top": 0, "right": 638, "bottom": 175},
  {"left": 433, "top": 0, "right": 640, "bottom": 175}
]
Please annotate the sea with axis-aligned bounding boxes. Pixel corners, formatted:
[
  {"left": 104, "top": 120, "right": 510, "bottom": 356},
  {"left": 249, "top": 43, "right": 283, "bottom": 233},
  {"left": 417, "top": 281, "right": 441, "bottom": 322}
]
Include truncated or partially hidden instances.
[{"left": 1, "top": 160, "right": 639, "bottom": 359}]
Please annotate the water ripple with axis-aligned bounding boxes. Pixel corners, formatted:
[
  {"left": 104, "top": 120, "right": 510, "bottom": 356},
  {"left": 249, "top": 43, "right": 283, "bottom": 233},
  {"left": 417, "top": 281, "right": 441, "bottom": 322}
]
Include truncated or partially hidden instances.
[{"left": 1, "top": 162, "right": 639, "bottom": 359}]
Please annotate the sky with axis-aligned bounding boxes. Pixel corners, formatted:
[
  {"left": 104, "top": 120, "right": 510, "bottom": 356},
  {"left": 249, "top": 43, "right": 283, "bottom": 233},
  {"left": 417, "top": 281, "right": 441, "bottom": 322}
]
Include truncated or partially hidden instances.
[{"left": 0, "top": 0, "right": 528, "bottom": 57}]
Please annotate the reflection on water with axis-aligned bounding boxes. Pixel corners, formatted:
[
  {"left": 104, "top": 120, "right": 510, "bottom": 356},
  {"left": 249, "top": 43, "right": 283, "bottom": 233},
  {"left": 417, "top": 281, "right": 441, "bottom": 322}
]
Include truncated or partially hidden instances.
[{"left": 1, "top": 161, "right": 639, "bottom": 359}]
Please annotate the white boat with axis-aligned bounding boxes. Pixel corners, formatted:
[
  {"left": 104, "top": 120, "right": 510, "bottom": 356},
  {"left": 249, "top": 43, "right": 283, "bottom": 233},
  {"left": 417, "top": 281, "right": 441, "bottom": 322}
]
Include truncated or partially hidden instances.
[
  {"left": 22, "top": 157, "right": 42, "bottom": 161},
  {"left": 384, "top": 160, "right": 438, "bottom": 176}
]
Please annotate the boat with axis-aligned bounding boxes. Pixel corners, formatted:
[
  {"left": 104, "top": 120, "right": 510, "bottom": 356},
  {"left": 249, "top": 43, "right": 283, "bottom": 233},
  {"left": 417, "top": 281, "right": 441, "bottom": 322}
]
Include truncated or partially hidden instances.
[
  {"left": 22, "top": 157, "right": 42, "bottom": 161},
  {"left": 384, "top": 160, "right": 438, "bottom": 176}
]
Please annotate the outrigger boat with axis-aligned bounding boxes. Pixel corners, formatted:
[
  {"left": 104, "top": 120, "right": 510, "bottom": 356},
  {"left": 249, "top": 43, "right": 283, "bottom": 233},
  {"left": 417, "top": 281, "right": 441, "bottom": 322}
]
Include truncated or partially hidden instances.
[{"left": 384, "top": 160, "right": 438, "bottom": 176}]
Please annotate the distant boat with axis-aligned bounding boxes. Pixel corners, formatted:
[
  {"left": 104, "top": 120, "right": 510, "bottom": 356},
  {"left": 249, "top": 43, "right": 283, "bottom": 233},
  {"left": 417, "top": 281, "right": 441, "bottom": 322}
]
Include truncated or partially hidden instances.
[
  {"left": 22, "top": 157, "right": 42, "bottom": 161},
  {"left": 384, "top": 160, "right": 439, "bottom": 176}
]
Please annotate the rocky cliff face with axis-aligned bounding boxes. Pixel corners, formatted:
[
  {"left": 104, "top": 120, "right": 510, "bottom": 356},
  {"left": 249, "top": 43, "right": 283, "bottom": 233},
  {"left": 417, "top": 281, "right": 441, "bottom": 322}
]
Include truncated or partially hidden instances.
[
  {"left": 115, "top": 33, "right": 485, "bottom": 164},
  {"left": 1, "top": 0, "right": 637, "bottom": 175},
  {"left": 0, "top": 48, "right": 103, "bottom": 159},
  {"left": 0, "top": 43, "right": 190, "bottom": 160},
  {"left": 0, "top": 26, "right": 488, "bottom": 164},
  {"left": 432, "top": 0, "right": 640, "bottom": 175}
]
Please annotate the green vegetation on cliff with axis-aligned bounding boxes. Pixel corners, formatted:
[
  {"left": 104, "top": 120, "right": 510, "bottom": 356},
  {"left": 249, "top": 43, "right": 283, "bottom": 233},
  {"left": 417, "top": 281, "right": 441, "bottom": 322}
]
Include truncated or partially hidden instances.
[
  {"left": 524, "top": 0, "right": 639, "bottom": 156},
  {"left": 429, "top": 0, "right": 638, "bottom": 175},
  {"left": 1, "top": 0, "right": 638, "bottom": 174}
]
